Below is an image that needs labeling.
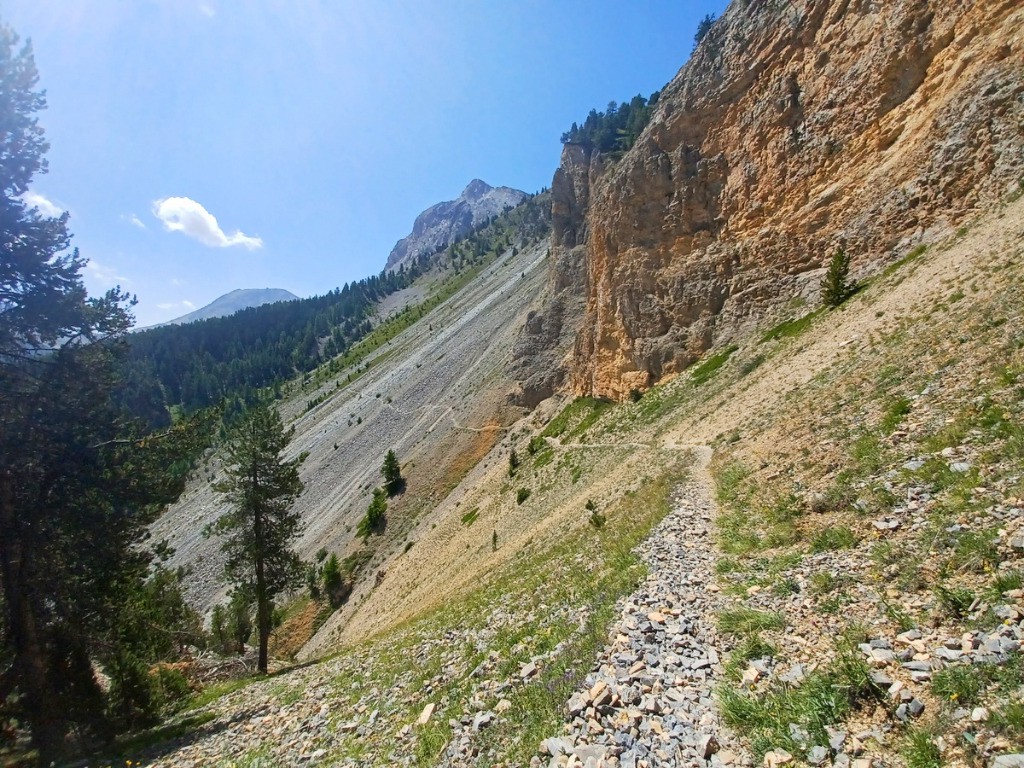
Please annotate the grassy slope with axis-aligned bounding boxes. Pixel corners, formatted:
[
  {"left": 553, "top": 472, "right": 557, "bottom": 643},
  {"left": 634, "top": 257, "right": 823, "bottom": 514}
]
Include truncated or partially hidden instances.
[{"left": 139, "top": 191, "right": 1023, "bottom": 766}]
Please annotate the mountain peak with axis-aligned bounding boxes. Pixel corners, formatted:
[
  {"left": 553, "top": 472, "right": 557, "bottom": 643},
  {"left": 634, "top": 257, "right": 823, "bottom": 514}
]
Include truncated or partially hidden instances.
[
  {"left": 385, "top": 180, "right": 527, "bottom": 272},
  {"left": 157, "top": 288, "right": 299, "bottom": 327},
  {"left": 462, "top": 179, "right": 493, "bottom": 200}
]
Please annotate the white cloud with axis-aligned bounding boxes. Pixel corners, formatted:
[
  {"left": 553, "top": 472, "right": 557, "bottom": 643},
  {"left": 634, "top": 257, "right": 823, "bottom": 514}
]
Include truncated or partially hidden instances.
[
  {"left": 199, "top": 4, "right": 216, "bottom": 17},
  {"left": 152, "top": 196, "right": 263, "bottom": 250},
  {"left": 23, "top": 191, "right": 63, "bottom": 218},
  {"left": 85, "top": 259, "right": 130, "bottom": 287},
  {"left": 182, "top": 299, "right": 196, "bottom": 310},
  {"left": 123, "top": 213, "right": 146, "bottom": 229},
  {"left": 170, "top": 277, "right": 185, "bottom": 287}
]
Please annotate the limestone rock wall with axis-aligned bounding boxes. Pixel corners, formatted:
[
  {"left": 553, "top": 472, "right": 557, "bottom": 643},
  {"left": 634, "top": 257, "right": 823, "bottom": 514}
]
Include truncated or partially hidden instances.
[{"left": 520, "top": 0, "right": 1024, "bottom": 401}]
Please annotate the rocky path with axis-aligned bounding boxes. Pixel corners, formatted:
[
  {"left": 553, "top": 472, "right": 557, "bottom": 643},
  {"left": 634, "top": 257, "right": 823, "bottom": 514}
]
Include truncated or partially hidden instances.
[
  {"left": 134, "top": 445, "right": 752, "bottom": 768},
  {"left": 532, "top": 446, "right": 751, "bottom": 768}
]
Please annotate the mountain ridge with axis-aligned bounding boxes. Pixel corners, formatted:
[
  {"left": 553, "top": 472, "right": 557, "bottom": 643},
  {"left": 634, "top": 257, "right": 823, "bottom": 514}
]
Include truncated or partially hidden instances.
[
  {"left": 384, "top": 179, "right": 528, "bottom": 272},
  {"left": 157, "top": 287, "right": 299, "bottom": 326}
]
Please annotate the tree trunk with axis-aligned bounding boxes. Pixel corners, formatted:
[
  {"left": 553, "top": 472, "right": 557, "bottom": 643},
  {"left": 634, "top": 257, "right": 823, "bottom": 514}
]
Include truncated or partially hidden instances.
[
  {"left": 253, "top": 497, "right": 270, "bottom": 674},
  {"left": 0, "top": 472, "right": 70, "bottom": 765}
]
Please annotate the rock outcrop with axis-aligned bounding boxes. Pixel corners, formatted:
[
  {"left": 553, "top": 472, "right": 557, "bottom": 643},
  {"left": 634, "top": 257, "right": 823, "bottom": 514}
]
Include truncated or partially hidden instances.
[
  {"left": 516, "top": 0, "right": 1024, "bottom": 401},
  {"left": 385, "top": 180, "right": 527, "bottom": 272}
]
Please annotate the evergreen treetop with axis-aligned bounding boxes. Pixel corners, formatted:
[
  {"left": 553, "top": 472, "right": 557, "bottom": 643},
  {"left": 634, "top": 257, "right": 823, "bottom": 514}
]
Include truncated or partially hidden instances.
[
  {"left": 822, "top": 247, "right": 856, "bottom": 307},
  {"left": 382, "top": 448, "right": 403, "bottom": 495}
]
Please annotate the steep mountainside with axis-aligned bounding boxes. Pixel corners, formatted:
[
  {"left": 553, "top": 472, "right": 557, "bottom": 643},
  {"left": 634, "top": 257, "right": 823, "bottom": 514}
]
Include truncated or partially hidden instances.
[
  {"left": 142, "top": 196, "right": 1024, "bottom": 767},
  {"left": 385, "top": 180, "right": 527, "bottom": 272},
  {"left": 158, "top": 288, "right": 299, "bottom": 326},
  {"left": 513, "top": 0, "right": 1024, "bottom": 402},
  {"left": 127, "top": 2, "right": 1024, "bottom": 764},
  {"left": 153, "top": 235, "right": 549, "bottom": 612}
]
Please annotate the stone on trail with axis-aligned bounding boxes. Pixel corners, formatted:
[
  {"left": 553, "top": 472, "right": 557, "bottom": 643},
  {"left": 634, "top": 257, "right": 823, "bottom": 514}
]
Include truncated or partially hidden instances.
[
  {"left": 416, "top": 702, "right": 435, "bottom": 725},
  {"left": 764, "top": 748, "right": 794, "bottom": 767},
  {"left": 698, "top": 733, "right": 720, "bottom": 758}
]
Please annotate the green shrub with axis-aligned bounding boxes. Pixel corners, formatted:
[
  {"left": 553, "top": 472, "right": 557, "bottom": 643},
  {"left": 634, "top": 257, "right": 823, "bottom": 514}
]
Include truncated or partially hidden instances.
[
  {"left": 358, "top": 488, "right": 388, "bottom": 539},
  {"left": 724, "top": 635, "right": 776, "bottom": 681},
  {"left": 106, "top": 650, "right": 156, "bottom": 727},
  {"left": 382, "top": 449, "right": 404, "bottom": 496},
  {"left": 990, "top": 569, "right": 1024, "bottom": 598},
  {"left": 717, "top": 608, "right": 784, "bottom": 637},
  {"left": 880, "top": 397, "right": 912, "bottom": 433},
  {"left": 516, "top": 488, "right": 531, "bottom": 505},
  {"left": 691, "top": 345, "right": 738, "bottom": 386},
  {"left": 932, "top": 665, "right": 983, "bottom": 707},
  {"left": 106, "top": 651, "right": 191, "bottom": 730},
  {"left": 152, "top": 665, "right": 192, "bottom": 714},
  {"left": 809, "top": 526, "right": 858, "bottom": 553},
  {"left": 950, "top": 530, "right": 1000, "bottom": 573},
  {"left": 902, "top": 727, "right": 942, "bottom": 768},
  {"left": 822, "top": 248, "right": 856, "bottom": 307},
  {"left": 992, "top": 701, "right": 1024, "bottom": 736},
  {"left": 322, "top": 554, "right": 345, "bottom": 607},
  {"left": 719, "top": 630, "right": 881, "bottom": 762},
  {"left": 934, "top": 584, "right": 975, "bottom": 619},
  {"left": 760, "top": 310, "right": 823, "bottom": 343}
]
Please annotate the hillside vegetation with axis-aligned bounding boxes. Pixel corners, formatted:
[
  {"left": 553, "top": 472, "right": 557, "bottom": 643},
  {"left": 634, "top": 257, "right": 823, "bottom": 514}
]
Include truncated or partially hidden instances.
[{"left": 128, "top": 189, "right": 1024, "bottom": 767}]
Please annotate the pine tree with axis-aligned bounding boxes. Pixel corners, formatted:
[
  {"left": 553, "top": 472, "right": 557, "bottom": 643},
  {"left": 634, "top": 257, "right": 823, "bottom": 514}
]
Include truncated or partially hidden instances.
[
  {"left": 358, "top": 488, "right": 388, "bottom": 539},
  {"left": 209, "top": 403, "right": 305, "bottom": 674},
  {"left": 822, "top": 248, "right": 856, "bottom": 307},
  {"left": 382, "top": 448, "right": 403, "bottom": 495},
  {"left": 321, "top": 553, "right": 344, "bottom": 607},
  {"left": 0, "top": 23, "right": 202, "bottom": 760},
  {"left": 693, "top": 13, "right": 716, "bottom": 51}
]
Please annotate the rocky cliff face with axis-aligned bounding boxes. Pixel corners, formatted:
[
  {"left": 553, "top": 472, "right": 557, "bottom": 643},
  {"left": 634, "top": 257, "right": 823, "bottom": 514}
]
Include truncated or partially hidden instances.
[
  {"left": 385, "top": 180, "right": 527, "bottom": 272},
  {"left": 516, "top": 0, "right": 1024, "bottom": 402}
]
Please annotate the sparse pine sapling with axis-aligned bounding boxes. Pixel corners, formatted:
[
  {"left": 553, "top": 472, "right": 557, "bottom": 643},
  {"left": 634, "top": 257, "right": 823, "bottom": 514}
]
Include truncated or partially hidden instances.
[
  {"left": 694, "top": 13, "right": 716, "bottom": 50},
  {"left": 210, "top": 604, "right": 228, "bottom": 653},
  {"left": 226, "top": 588, "right": 253, "bottom": 655},
  {"left": 322, "top": 553, "right": 345, "bottom": 607},
  {"left": 508, "top": 449, "right": 519, "bottom": 477},
  {"left": 822, "top": 247, "right": 856, "bottom": 307},
  {"left": 358, "top": 488, "right": 388, "bottom": 539},
  {"left": 382, "top": 449, "right": 403, "bottom": 495},
  {"left": 305, "top": 563, "right": 322, "bottom": 599}
]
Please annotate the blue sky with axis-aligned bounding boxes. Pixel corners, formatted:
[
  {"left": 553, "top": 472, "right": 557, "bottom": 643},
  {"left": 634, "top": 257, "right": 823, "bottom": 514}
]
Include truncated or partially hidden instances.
[{"left": 8, "top": 1, "right": 727, "bottom": 326}]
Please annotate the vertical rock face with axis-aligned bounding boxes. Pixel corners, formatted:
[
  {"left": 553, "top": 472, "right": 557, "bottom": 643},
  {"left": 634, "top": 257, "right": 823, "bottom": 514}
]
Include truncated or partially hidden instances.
[
  {"left": 518, "top": 0, "right": 1024, "bottom": 401},
  {"left": 506, "top": 145, "right": 600, "bottom": 407}
]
